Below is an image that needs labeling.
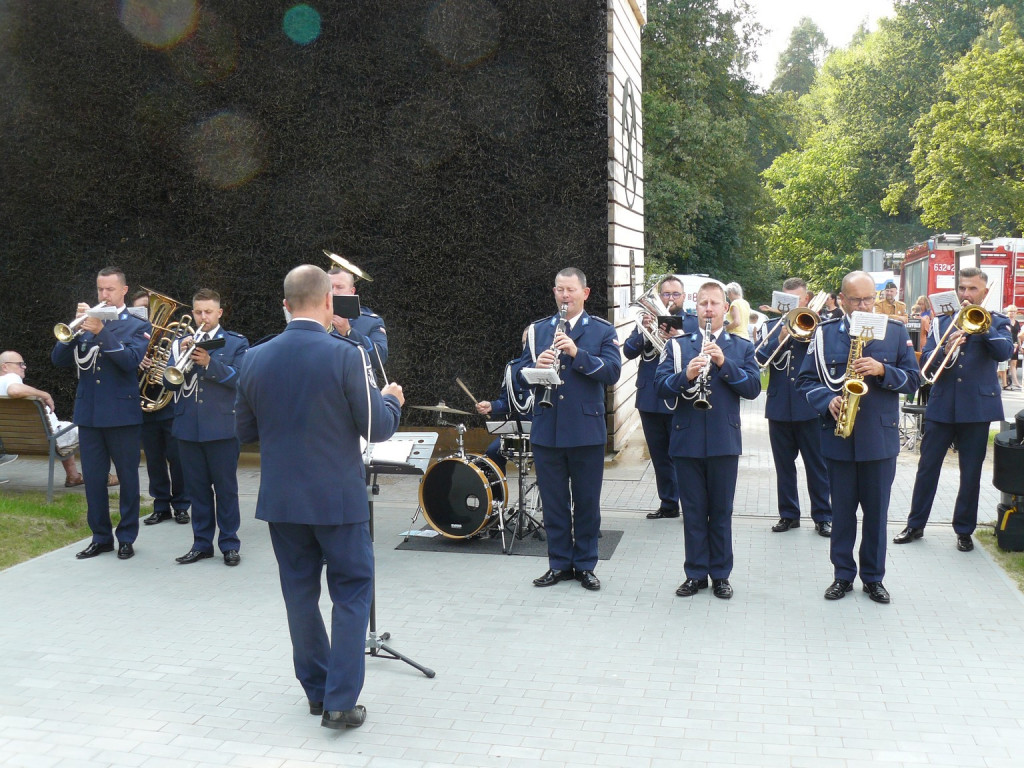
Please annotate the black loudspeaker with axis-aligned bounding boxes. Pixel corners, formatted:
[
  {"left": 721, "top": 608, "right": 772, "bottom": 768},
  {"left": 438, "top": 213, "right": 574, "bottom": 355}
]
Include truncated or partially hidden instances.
[
  {"left": 993, "top": 429, "right": 1024, "bottom": 495},
  {"left": 996, "top": 501, "right": 1024, "bottom": 552}
]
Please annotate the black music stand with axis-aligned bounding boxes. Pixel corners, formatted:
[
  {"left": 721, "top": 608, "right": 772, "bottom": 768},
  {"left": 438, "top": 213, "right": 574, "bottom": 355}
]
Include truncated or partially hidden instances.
[
  {"left": 487, "top": 418, "right": 545, "bottom": 554},
  {"left": 365, "top": 432, "right": 437, "bottom": 678}
]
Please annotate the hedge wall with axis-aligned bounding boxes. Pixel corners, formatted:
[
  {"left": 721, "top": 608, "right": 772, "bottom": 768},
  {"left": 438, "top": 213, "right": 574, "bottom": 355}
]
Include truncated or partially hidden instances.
[{"left": 0, "top": 0, "right": 609, "bottom": 421}]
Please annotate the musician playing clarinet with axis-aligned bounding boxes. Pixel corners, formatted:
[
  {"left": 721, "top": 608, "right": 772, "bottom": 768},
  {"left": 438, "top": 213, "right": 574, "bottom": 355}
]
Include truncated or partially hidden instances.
[
  {"left": 513, "top": 268, "right": 620, "bottom": 592},
  {"left": 655, "top": 281, "right": 760, "bottom": 600}
]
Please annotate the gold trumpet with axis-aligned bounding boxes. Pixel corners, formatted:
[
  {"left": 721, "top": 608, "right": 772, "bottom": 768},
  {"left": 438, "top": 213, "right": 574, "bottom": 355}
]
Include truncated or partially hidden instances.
[
  {"left": 919, "top": 304, "right": 991, "bottom": 385},
  {"left": 54, "top": 302, "right": 109, "bottom": 342},
  {"left": 755, "top": 291, "right": 828, "bottom": 369}
]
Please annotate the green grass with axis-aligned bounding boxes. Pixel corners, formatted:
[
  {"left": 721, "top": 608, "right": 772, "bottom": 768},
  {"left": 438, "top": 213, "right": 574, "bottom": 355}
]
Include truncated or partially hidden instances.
[{"left": 976, "top": 525, "right": 1024, "bottom": 592}]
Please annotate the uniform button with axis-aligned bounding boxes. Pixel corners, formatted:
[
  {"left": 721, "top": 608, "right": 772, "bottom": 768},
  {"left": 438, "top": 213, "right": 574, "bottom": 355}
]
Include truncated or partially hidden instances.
[
  {"left": 199, "top": 399, "right": 204, "bottom": 403},
  {"left": 558, "top": 395, "right": 564, "bottom": 400},
  {"left": 956, "top": 378, "right": 962, "bottom": 383},
  {"left": 560, "top": 365, "right": 566, "bottom": 370},
  {"left": 95, "top": 380, "right": 101, "bottom": 384}
]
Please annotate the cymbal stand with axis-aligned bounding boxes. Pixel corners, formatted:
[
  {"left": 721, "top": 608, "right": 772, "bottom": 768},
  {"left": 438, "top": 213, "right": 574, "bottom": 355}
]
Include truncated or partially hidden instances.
[{"left": 501, "top": 444, "right": 544, "bottom": 555}]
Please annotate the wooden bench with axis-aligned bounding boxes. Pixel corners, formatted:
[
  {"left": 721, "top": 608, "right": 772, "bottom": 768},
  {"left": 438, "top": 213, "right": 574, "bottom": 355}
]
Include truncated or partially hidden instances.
[{"left": 0, "top": 397, "right": 76, "bottom": 503}]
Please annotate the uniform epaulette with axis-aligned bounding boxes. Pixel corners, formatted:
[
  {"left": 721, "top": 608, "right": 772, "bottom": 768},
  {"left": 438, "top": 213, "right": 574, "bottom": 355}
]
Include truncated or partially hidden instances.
[
  {"left": 224, "top": 330, "right": 246, "bottom": 339},
  {"left": 990, "top": 309, "right": 1008, "bottom": 318},
  {"left": 329, "top": 330, "right": 361, "bottom": 346},
  {"left": 590, "top": 315, "right": 613, "bottom": 326},
  {"left": 360, "top": 307, "right": 380, "bottom": 318},
  {"left": 250, "top": 333, "right": 278, "bottom": 347},
  {"left": 818, "top": 316, "right": 841, "bottom": 326}
]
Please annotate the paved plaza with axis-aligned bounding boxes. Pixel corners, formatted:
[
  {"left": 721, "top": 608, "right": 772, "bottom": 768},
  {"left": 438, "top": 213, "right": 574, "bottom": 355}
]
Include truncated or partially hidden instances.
[{"left": 1, "top": 390, "right": 1024, "bottom": 768}]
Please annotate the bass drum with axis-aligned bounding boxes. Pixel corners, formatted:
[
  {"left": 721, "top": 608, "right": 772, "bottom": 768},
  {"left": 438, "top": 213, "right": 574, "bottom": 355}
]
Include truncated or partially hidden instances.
[{"left": 419, "top": 454, "right": 508, "bottom": 539}]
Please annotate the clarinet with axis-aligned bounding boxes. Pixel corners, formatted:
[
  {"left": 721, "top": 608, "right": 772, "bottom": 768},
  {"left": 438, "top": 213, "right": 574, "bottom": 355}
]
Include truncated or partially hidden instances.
[
  {"left": 537, "top": 302, "right": 569, "bottom": 409},
  {"left": 693, "top": 317, "right": 713, "bottom": 411}
]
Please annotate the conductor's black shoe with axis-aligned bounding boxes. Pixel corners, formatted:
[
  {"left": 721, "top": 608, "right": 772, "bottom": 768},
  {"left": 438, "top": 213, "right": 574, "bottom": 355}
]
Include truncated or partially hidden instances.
[
  {"left": 956, "top": 534, "right": 974, "bottom": 552},
  {"left": 576, "top": 570, "right": 600, "bottom": 590},
  {"left": 815, "top": 521, "right": 832, "bottom": 537},
  {"left": 176, "top": 549, "right": 214, "bottom": 564},
  {"left": 533, "top": 568, "right": 574, "bottom": 587},
  {"left": 223, "top": 550, "right": 241, "bottom": 566},
  {"left": 675, "top": 578, "right": 708, "bottom": 597},
  {"left": 862, "top": 581, "right": 891, "bottom": 604},
  {"left": 76, "top": 542, "right": 113, "bottom": 559},
  {"left": 646, "top": 508, "right": 680, "bottom": 519},
  {"left": 321, "top": 705, "right": 366, "bottom": 729},
  {"left": 117, "top": 542, "right": 134, "bottom": 560},
  {"left": 308, "top": 701, "right": 324, "bottom": 716},
  {"left": 824, "top": 578, "right": 853, "bottom": 600},
  {"left": 174, "top": 510, "right": 191, "bottom": 524},
  {"left": 143, "top": 510, "right": 172, "bottom": 526},
  {"left": 771, "top": 518, "right": 800, "bottom": 532},
  {"left": 893, "top": 526, "right": 924, "bottom": 544},
  {"left": 711, "top": 579, "right": 733, "bottom": 599}
]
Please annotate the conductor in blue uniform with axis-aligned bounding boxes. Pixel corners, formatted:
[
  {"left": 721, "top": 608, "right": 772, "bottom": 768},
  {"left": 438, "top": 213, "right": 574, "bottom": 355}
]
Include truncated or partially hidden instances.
[
  {"left": 52, "top": 267, "right": 151, "bottom": 560},
  {"left": 895, "top": 267, "right": 1013, "bottom": 551},
  {"left": 236, "top": 265, "right": 404, "bottom": 729},
  {"left": 167, "top": 289, "right": 249, "bottom": 566},
  {"left": 655, "top": 281, "right": 761, "bottom": 600},
  {"left": 797, "top": 271, "right": 920, "bottom": 604},
  {"left": 755, "top": 278, "right": 832, "bottom": 536},
  {"left": 329, "top": 267, "right": 388, "bottom": 369},
  {"left": 514, "top": 267, "right": 621, "bottom": 592},
  {"left": 623, "top": 275, "right": 697, "bottom": 520}
]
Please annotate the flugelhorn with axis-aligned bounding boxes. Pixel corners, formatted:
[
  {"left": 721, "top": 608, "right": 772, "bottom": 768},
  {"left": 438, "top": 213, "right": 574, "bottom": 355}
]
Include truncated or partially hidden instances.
[
  {"left": 54, "top": 302, "right": 109, "bottom": 342},
  {"left": 919, "top": 304, "right": 991, "bottom": 385}
]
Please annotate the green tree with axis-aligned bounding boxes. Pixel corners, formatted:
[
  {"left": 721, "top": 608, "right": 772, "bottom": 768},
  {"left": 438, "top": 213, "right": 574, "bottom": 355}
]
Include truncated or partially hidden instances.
[{"left": 770, "top": 17, "right": 830, "bottom": 96}]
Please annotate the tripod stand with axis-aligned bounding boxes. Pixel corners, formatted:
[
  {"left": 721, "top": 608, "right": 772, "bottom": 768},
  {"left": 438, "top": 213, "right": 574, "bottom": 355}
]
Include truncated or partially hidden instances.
[{"left": 499, "top": 443, "right": 545, "bottom": 554}]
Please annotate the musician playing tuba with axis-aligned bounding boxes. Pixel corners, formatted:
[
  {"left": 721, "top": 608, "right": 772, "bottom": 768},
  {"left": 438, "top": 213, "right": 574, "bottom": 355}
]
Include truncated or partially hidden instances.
[
  {"left": 796, "top": 271, "right": 920, "bottom": 605},
  {"left": 654, "top": 281, "right": 760, "bottom": 601}
]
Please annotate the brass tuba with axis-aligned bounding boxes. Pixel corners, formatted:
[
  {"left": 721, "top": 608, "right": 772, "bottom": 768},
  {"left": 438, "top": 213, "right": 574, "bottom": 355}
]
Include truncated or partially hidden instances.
[
  {"left": 138, "top": 287, "right": 194, "bottom": 413},
  {"left": 834, "top": 327, "right": 874, "bottom": 438}
]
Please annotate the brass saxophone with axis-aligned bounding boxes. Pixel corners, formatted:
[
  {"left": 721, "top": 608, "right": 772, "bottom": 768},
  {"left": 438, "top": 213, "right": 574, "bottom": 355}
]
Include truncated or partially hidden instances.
[{"left": 834, "top": 328, "right": 874, "bottom": 438}]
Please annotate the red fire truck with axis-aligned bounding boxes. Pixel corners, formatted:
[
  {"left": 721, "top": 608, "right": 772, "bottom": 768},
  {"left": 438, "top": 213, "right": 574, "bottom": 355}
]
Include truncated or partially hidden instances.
[{"left": 901, "top": 233, "right": 1024, "bottom": 312}]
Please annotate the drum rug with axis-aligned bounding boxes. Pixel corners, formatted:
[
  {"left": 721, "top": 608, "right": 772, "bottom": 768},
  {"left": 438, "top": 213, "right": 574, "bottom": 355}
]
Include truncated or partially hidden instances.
[{"left": 394, "top": 527, "right": 624, "bottom": 559}]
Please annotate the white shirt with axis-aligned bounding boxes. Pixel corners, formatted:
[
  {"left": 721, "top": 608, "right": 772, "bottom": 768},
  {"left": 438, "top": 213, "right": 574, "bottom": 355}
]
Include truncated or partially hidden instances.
[{"left": 0, "top": 372, "right": 20, "bottom": 397}]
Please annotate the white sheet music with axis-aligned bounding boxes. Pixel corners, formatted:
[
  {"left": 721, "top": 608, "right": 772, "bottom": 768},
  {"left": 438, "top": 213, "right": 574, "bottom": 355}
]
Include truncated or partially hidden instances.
[
  {"left": 521, "top": 367, "right": 561, "bottom": 386},
  {"left": 367, "top": 440, "right": 414, "bottom": 464},
  {"left": 89, "top": 306, "right": 120, "bottom": 321},
  {"left": 849, "top": 310, "right": 888, "bottom": 341},
  {"left": 928, "top": 290, "right": 960, "bottom": 316},
  {"left": 771, "top": 291, "right": 797, "bottom": 313}
]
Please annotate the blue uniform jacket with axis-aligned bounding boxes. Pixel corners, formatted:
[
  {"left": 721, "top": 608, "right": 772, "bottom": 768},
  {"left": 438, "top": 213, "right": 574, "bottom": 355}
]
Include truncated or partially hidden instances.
[
  {"left": 921, "top": 310, "right": 1012, "bottom": 423},
  {"left": 513, "top": 311, "right": 621, "bottom": 448},
  {"left": 235, "top": 320, "right": 402, "bottom": 525},
  {"left": 654, "top": 330, "right": 761, "bottom": 457},
  {"left": 623, "top": 315, "right": 698, "bottom": 414},
  {"left": 796, "top": 317, "right": 920, "bottom": 461},
  {"left": 755, "top": 317, "right": 819, "bottom": 422},
  {"left": 167, "top": 329, "right": 250, "bottom": 442},
  {"left": 51, "top": 310, "right": 151, "bottom": 428},
  {"left": 349, "top": 306, "right": 388, "bottom": 366}
]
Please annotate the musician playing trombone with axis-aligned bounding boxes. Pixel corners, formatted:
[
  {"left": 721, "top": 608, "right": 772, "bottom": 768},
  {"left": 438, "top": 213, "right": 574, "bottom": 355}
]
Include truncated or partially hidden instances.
[
  {"left": 796, "top": 271, "right": 919, "bottom": 604},
  {"left": 654, "top": 281, "right": 760, "bottom": 600},
  {"left": 623, "top": 275, "right": 696, "bottom": 520},
  {"left": 894, "top": 267, "right": 1013, "bottom": 553},
  {"left": 755, "top": 278, "right": 832, "bottom": 537}
]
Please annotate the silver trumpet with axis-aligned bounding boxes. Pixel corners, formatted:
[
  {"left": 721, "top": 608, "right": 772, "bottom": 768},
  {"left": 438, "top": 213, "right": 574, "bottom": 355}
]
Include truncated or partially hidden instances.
[
  {"left": 54, "top": 301, "right": 109, "bottom": 343},
  {"left": 694, "top": 317, "right": 713, "bottom": 411},
  {"left": 163, "top": 337, "right": 198, "bottom": 386}
]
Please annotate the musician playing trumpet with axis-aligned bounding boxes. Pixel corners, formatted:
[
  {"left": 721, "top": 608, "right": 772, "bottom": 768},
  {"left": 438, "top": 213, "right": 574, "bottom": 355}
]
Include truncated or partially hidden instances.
[
  {"left": 796, "top": 271, "right": 919, "bottom": 604},
  {"left": 655, "top": 282, "right": 760, "bottom": 600}
]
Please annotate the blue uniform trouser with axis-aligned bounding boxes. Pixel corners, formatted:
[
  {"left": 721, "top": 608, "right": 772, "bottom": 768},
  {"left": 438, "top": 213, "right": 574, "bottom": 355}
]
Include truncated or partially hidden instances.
[
  {"left": 79, "top": 424, "right": 141, "bottom": 546},
  {"left": 533, "top": 443, "right": 603, "bottom": 571},
  {"left": 484, "top": 437, "right": 507, "bottom": 475},
  {"left": 907, "top": 420, "right": 990, "bottom": 535},
  {"left": 178, "top": 437, "right": 241, "bottom": 553},
  {"left": 768, "top": 418, "right": 831, "bottom": 523},
  {"left": 268, "top": 521, "right": 373, "bottom": 711},
  {"left": 639, "top": 410, "right": 678, "bottom": 512},
  {"left": 141, "top": 418, "right": 188, "bottom": 514},
  {"left": 674, "top": 456, "right": 738, "bottom": 580},
  {"left": 827, "top": 458, "right": 896, "bottom": 583}
]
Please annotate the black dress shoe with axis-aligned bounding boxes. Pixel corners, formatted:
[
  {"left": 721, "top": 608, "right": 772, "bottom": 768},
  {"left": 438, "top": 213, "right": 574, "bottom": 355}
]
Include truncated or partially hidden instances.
[
  {"left": 76, "top": 542, "right": 114, "bottom": 559},
  {"left": 771, "top": 518, "right": 800, "bottom": 532},
  {"left": 646, "top": 508, "right": 680, "bottom": 519},
  {"left": 956, "top": 534, "right": 974, "bottom": 552},
  {"left": 309, "top": 700, "right": 324, "bottom": 716},
  {"left": 176, "top": 549, "right": 214, "bottom": 564},
  {"left": 675, "top": 577, "right": 708, "bottom": 597},
  {"left": 533, "top": 568, "right": 574, "bottom": 587},
  {"left": 712, "top": 578, "right": 733, "bottom": 599},
  {"left": 321, "top": 705, "right": 366, "bottom": 729},
  {"left": 893, "top": 526, "right": 924, "bottom": 544},
  {"left": 174, "top": 510, "right": 191, "bottom": 525},
  {"left": 143, "top": 510, "right": 172, "bottom": 526},
  {"left": 117, "top": 542, "right": 134, "bottom": 560},
  {"left": 576, "top": 570, "right": 600, "bottom": 590},
  {"left": 863, "top": 581, "right": 891, "bottom": 604},
  {"left": 223, "top": 550, "right": 241, "bottom": 566},
  {"left": 824, "top": 578, "right": 853, "bottom": 600},
  {"left": 815, "top": 522, "right": 832, "bottom": 537}
]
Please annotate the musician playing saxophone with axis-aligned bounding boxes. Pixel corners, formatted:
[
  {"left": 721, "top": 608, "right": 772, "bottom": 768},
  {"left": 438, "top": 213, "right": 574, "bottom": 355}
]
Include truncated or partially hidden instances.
[
  {"left": 796, "top": 271, "right": 920, "bottom": 604},
  {"left": 654, "top": 282, "right": 760, "bottom": 601}
]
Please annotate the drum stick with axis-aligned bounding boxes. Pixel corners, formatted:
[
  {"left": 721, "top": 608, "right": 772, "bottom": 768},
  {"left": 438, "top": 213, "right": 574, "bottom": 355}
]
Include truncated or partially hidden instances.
[{"left": 455, "top": 377, "right": 478, "bottom": 406}]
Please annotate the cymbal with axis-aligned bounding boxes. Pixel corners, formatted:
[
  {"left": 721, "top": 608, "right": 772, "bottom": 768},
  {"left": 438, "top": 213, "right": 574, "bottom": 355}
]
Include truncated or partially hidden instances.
[
  {"left": 410, "top": 402, "right": 471, "bottom": 416},
  {"left": 323, "top": 250, "right": 373, "bottom": 282}
]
